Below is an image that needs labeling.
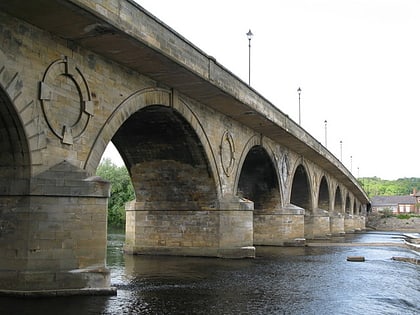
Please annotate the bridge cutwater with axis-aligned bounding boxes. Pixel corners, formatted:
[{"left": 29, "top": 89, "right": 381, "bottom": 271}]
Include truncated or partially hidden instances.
[{"left": 0, "top": 0, "right": 369, "bottom": 296}]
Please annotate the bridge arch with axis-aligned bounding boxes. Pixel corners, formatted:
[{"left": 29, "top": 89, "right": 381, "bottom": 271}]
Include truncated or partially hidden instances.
[
  {"left": 0, "top": 83, "right": 31, "bottom": 188},
  {"left": 0, "top": 76, "right": 33, "bottom": 290},
  {"left": 317, "top": 175, "right": 330, "bottom": 211},
  {"left": 345, "top": 194, "right": 351, "bottom": 215},
  {"left": 236, "top": 144, "right": 281, "bottom": 210},
  {"left": 86, "top": 88, "right": 221, "bottom": 197},
  {"left": 96, "top": 88, "right": 251, "bottom": 258},
  {"left": 290, "top": 163, "right": 313, "bottom": 213},
  {"left": 0, "top": 52, "right": 31, "bottom": 186},
  {"left": 114, "top": 103, "right": 218, "bottom": 208},
  {"left": 236, "top": 139, "right": 291, "bottom": 245},
  {"left": 235, "top": 136, "right": 281, "bottom": 200},
  {"left": 333, "top": 185, "right": 344, "bottom": 214},
  {"left": 86, "top": 88, "right": 171, "bottom": 171}
]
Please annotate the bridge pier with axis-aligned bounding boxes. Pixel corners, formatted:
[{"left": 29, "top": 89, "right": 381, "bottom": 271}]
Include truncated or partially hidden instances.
[
  {"left": 330, "top": 214, "right": 345, "bottom": 235},
  {"left": 344, "top": 215, "right": 356, "bottom": 233},
  {"left": 360, "top": 215, "right": 367, "bottom": 230},
  {"left": 304, "top": 208, "right": 332, "bottom": 239},
  {"left": 124, "top": 196, "right": 255, "bottom": 258},
  {"left": 0, "top": 162, "right": 114, "bottom": 295},
  {"left": 253, "top": 204, "right": 304, "bottom": 246},
  {"left": 353, "top": 215, "right": 366, "bottom": 231}
]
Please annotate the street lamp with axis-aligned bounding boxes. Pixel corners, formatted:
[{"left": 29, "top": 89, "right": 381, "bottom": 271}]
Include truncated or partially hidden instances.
[
  {"left": 350, "top": 155, "right": 353, "bottom": 172},
  {"left": 297, "top": 87, "right": 302, "bottom": 125},
  {"left": 340, "top": 140, "right": 343, "bottom": 161},
  {"left": 246, "top": 29, "right": 253, "bottom": 85},
  {"left": 324, "top": 120, "right": 327, "bottom": 147}
]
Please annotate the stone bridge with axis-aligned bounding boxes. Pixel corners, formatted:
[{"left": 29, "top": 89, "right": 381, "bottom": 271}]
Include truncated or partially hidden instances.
[{"left": 0, "top": 0, "right": 369, "bottom": 295}]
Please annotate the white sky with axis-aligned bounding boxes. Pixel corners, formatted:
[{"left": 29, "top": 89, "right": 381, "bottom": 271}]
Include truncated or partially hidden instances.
[{"left": 104, "top": 0, "right": 420, "bottom": 180}]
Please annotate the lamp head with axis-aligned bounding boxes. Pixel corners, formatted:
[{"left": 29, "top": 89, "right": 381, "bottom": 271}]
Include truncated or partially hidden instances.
[{"left": 246, "top": 29, "right": 253, "bottom": 40}]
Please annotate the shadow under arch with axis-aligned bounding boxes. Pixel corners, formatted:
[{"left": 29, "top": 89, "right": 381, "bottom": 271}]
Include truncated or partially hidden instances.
[
  {"left": 318, "top": 175, "right": 330, "bottom": 211},
  {"left": 86, "top": 88, "right": 171, "bottom": 172},
  {"left": 0, "top": 79, "right": 32, "bottom": 291},
  {"left": 334, "top": 185, "right": 343, "bottom": 214},
  {"left": 114, "top": 104, "right": 218, "bottom": 209},
  {"left": 0, "top": 72, "right": 31, "bottom": 192},
  {"left": 289, "top": 163, "right": 313, "bottom": 213},
  {"left": 345, "top": 194, "right": 351, "bottom": 215},
  {"left": 236, "top": 144, "right": 281, "bottom": 210}
]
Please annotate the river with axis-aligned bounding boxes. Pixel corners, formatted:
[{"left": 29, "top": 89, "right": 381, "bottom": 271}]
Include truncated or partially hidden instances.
[{"left": 0, "top": 231, "right": 419, "bottom": 314}]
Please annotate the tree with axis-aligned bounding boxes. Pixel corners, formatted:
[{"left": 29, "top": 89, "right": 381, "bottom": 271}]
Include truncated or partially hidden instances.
[
  {"left": 96, "top": 158, "right": 135, "bottom": 228},
  {"left": 359, "top": 177, "right": 420, "bottom": 198}
]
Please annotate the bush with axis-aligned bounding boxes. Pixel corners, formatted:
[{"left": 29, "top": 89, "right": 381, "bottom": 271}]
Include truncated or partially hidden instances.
[{"left": 396, "top": 214, "right": 411, "bottom": 219}]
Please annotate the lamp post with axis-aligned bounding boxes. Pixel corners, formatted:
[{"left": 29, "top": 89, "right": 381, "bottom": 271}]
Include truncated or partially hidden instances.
[
  {"left": 340, "top": 140, "right": 343, "bottom": 161},
  {"left": 246, "top": 29, "right": 253, "bottom": 85},
  {"left": 297, "top": 87, "right": 302, "bottom": 125},
  {"left": 324, "top": 120, "right": 327, "bottom": 147},
  {"left": 350, "top": 155, "right": 353, "bottom": 172}
]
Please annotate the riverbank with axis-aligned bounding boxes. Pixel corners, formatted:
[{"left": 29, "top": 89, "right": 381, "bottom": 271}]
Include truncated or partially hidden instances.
[{"left": 366, "top": 214, "right": 420, "bottom": 232}]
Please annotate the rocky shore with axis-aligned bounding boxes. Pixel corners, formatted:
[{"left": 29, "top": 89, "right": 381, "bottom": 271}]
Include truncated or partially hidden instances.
[{"left": 366, "top": 214, "right": 420, "bottom": 232}]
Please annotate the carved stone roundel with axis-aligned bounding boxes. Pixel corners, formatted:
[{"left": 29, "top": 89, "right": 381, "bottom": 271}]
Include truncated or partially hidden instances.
[
  {"left": 220, "top": 130, "right": 235, "bottom": 176},
  {"left": 39, "top": 56, "right": 93, "bottom": 144}
]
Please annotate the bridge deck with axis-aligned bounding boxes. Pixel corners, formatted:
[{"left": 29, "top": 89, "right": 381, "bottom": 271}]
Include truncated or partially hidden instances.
[{"left": 0, "top": 0, "right": 368, "bottom": 202}]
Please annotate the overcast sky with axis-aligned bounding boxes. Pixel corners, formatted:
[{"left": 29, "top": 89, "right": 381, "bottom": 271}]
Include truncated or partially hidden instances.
[{"left": 104, "top": 0, "right": 420, "bottom": 180}]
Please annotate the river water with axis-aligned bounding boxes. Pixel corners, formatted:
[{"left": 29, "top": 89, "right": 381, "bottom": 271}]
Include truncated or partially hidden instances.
[{"left": 1, "top": 231, "right": 419, "bottom": 314}]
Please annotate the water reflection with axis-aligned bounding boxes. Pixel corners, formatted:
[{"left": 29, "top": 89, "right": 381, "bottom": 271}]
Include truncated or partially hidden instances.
[{"left": 0, "top": 231, "right": 419, "bottom": 315}]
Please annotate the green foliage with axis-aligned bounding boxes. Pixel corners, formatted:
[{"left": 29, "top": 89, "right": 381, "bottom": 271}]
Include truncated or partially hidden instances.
[
  {"left": 358, "top": 177, "right": 420, "bottom": 198},
  {"left": 395, "top": 213, "right": 420, "bottom": 219},
  {"left": 96, "top": 158, "right": 134, "bottom": 228}
]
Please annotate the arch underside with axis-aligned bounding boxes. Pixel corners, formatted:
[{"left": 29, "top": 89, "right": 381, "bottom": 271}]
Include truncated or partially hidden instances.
[
  {"left": 318, "top": 176, "right": 330, "bottom": 211},
  {"left": 291, "top": 165, "right": 311, "bottom": 212},
  {"left": 112, "top": 105, "right": 217, "bottom": 209},
  {"left": 334, "top": 186, "right": 343, "bottom": 214},
  {"left": 0, "top": 88, "right": 30, "bottom": 187},
  {"left": 237, "top": 145, "right": 280, "bottom": 211}
]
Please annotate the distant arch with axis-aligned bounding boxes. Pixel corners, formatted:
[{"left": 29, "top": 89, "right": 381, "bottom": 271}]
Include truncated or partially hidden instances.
[
  {"left": 237, "top": 145, "right": 281, "bottom": 210},
  {"left": 318, "top": 176, "right": 330, "bottom": 211},
  {"left": 334, "top": 186, "right": 343, "bottom": 213},
  {"left": 345, "top": 195, "right": 351, "bottom": 215},
  {"left": 290, "top": 164, "right": 312, "bottom": 213}
]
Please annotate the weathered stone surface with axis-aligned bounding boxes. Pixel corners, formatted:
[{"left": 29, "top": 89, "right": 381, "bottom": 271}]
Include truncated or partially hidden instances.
[{"left": 0, "top": 0, "right": 369, "bottom": 294}]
